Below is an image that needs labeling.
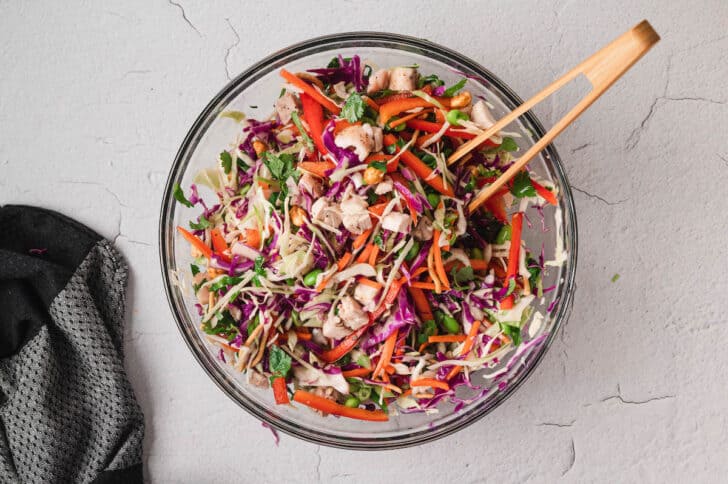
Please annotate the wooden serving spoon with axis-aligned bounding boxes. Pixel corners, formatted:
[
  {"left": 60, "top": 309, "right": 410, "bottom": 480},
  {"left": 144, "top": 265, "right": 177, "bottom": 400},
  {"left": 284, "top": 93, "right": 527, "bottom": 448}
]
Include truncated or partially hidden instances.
[{"left": 447, "top": 20, "right": 660, "bottom": 213}]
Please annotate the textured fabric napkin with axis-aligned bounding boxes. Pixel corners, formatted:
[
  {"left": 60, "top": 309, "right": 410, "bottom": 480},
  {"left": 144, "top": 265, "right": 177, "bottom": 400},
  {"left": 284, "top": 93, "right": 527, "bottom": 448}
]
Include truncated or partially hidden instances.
[{"left": 0, "top": 205, "right": 144, "bottom": 484}]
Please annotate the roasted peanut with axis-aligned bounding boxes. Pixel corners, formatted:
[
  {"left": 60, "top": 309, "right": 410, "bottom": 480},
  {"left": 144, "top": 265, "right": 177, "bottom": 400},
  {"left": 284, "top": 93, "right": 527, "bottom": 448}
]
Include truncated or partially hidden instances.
[
  {"left": 363, "top": 166, "right": 385, "bottom": 185},
  {"left": 290, "top": 205, "right": 307, "bottom": 226},
  {"left": 252, "top": 140, "right": 267, "bottom": 156},
  {"left": 449, "top": 91, "right": 472, "bottom": 108}
]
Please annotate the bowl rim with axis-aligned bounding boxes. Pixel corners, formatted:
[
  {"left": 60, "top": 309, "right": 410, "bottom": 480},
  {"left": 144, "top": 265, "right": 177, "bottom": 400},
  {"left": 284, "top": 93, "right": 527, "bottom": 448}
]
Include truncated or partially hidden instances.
[{"left": 159, "top": 31, "right": 578, "bottom": 450}]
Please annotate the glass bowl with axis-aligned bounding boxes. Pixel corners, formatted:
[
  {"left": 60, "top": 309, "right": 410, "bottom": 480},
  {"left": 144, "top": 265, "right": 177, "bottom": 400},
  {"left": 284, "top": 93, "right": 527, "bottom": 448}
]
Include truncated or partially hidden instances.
[{"left": 159, "top": 32, "right": 577, "bottom": 450}]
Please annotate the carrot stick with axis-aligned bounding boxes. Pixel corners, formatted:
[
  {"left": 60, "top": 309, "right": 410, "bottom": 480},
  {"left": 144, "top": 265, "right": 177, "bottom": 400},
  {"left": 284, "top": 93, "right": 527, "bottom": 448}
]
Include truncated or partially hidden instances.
[
  {"left": 357, "top": 278, "right": 383, "bottom": 290},
  {"left": 428, "top": 335, "right": 467, "bottom": 343},
  {"left": 280, "top": 69, "right": 340, "bottom": 114},
  {"left": 372, "top": 330, "right": 398, "bottom": 379},
  {"left": 379, "top": 97, "right": 451, "bottom": 126},
  {"left": 446, "top": 320, "right": 481, "bottom": 380},
  {"left": 272, "top": 377, "right": 290, "bottom": 405},
  {"left": 342, "top": 367, "right": 372, "bottom": 378},
  {"left": 432, "top": 229, "right": 450, "bottom": 291},
  {"left": 406, "top": 119, "right": 498, "bottom": 146},
  {"left": 368, "top": 244, "right": 379, "bottom": 266},
  {"left": 531, "top": 179, "right": 558, "bottom": 206},
  {"left": 177, "top": 226, "right": 212, "bottom": 259},
  {"left": 352, "top": 228, "right": 373, "bottom": 249},
  {"left": 388, "top": 109, "right": 429, "bottom": 128},
  {"left": 501, "top": 212, "right": 523, "bottom": 310},
  {"left": 382, "top": 133, "right": 454, "bottom": 197},
  {"left": 409, "top": 281, "right": 436, "bottom": 290},
  {"left": 363, "top": 96, "right": 380, "bottom": 112},
  {"left": 356, "top": 244, "right": 374, "bottom": 264},
  {"left": 294, "top": 330, "right": 312, "bottom": 341},
  {"left": 293, "top": 390, "right": 388, "bottom": 421},
  {"left": 409, "top": 266, "right": 429, "bottom": 279},
  {"left": 298, "top": 161, "right": 335, "bottom": 178},
  {"left": 407, "top": 286, "right": 434, "bottom": 322},
  {"left": 410, "top": 378, "right": 450, "bottom": 391},
  {"left": 384, "top": 364, "right": 395, "bottom": 375}
]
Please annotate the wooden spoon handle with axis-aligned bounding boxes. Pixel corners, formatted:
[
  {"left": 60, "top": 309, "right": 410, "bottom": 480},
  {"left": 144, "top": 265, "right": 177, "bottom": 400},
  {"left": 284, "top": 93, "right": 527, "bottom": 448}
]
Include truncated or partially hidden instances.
[{"left": 449, "top": 20, "right": 660, "bottom": 213}]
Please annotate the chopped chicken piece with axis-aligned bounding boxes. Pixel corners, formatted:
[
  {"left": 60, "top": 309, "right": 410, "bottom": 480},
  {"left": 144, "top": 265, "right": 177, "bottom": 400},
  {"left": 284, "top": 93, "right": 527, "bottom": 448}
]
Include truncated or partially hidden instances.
[
  {"left": 354, "top": 283, "right": 379, "bottom": 311},
  {"left": 388, "top": 67, "right": 418, "bottom": 91},
  {"left": 470, "top": 100, "right": 497, "bottom": 129},
  {"left": 299, "top": 173, "right": 323, "bottom": 198},
  {"left": 382, "top": 211, "right": 412, "bottom": 233},
  {"left": 334, "top": 124, "right": 382, "bottom": 161},
  {"left": 248, "top": 370, "right": 270, "bottom": 389},
  {"left": 275, "top": 92, "right": 298, "bottom": 124},
  {"left": 340, "top": 193, "right": 372, "bottom": 234},
  {"left": 338, "top": 296, "right": 368, "bottom": 331},
  {"left": 311, "top": 198, "right": 343, "bottom": 228},
  {"left": 412, "top": 216, "right": 434, "bottom": 240},
  {"left": 322, "top": 313, "right": 352, "bottom": 339},
  {"left": 374, "top": 176, "right": 393, "bottom": 194},
  {"left": 367, "top": 69, "right": 390, "bottom": 94}
]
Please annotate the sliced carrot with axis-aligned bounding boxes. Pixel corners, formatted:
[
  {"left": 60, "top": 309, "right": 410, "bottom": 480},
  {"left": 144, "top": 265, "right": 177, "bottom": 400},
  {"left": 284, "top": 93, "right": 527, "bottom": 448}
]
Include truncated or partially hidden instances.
[
  {"left": 243, "top": 228, "right": 261, "bottom": 249},
  {"left": 368, "top": 245, "right": 379, "bottom": 266},
  {"left": 409, "top": 266, "right": 429, "bottom": 279},
  {"left": 447, "top": 320, "right": 482, "bottom": 380},
  {"left": 177, "top": 226, "right": 212, "bottom": 259},
  {"left": 430, "top": 335, "right": 467, "bottom": 344},
  {"left": 368, "top": 202, "right": 389, "bottom": 217},
  {"left": 342, "top": 367, "right": 372, "bottom": 378},
  {"left": 408, "top": 286, "right": 434, "bottom": 322},
  {"left": 384, "top": 364, "right": 396, "bottom": 375},
  {"left": 382, "top": 133, "right": 454, "bottom": 197},
  {"left": 432, "top": 229, "right": 450, "bottom": 291},
  {"left": 294, "top": 330, "right": 312, "bottom": 341},
  {"left": 356, "top": 244, "right": 374, "bottom": 264},
  {"left": 272, "top": 377, "right": 290, "bottom": 405},
  {"left": 410, "top": 378, "right": 450, "bottom": 391},
  {"left": 280, "top": 69, "right": 340, "bottom": 114},
  {"left": 379, "top": 97, "right": 452, "bottom": 126},
  {"left": 293, "top": 390, "right": 388, "bottom": 421},
  {"left": 352, "top": 228, "right": 373, "bottom": 249},
  {"left": 406, "top": 119, "right": 498, "bottom": 147},
  {"left": 357, "top": 278, "right": 383, "bottom": 291},
  {"left": 470, "top": 258, "right": 488, "bottom": 270},
  {"left": 409, "top": 281, "right": 436, "bottom": 290},
  {"left": 372, "top": 330, "right": 398, "bottom": 379},
  {"left": 531, "top": 179, "right": 558, "bottom": 206},
  {"left": 299, "top": 160, "right": 335, "bottom": 179},
  {"left": 388, "top": 109, "right": 430, "bottom": 128},
  {"left": 501, "top": 212, "right": 523, "bottom": 309},
  {"left": 363, "top": 96, "right": 380, "bottom": 112}
]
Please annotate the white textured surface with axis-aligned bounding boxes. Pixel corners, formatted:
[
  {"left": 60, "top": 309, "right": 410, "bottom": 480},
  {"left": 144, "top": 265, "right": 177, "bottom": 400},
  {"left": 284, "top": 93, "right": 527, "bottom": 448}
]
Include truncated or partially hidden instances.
[{"left": 2, "top": 1, "right": 727, "bottom": 482}]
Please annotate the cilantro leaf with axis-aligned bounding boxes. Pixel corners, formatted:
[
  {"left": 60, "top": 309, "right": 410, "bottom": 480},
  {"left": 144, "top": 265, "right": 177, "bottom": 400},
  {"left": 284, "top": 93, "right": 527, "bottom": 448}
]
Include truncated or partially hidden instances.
[
  {"left": 269, "top": 345, "right": 292, "bottom": 378},
  {"left": 254, "top": 256, "right": 266, "bottom": 276},
  {"left": 366, "top": 189, "right": 379, "bottom": 205},
  {"left": 369, "top": 160, "right": 387, "bottom": 172},
  {"left": 263, "top": 152, "right": 298, "bottom": 183},
  {"left": 220, "top": 151, "right": 233, "bottom": 174},
  {"left": 499, "top": 322, "right": 521, "bottom": 346},
  {"left": 173, "top": 183, "right": 193, "bottom": 208},
  {"left": 418, "top": 74, "right": 444, "bottom": 88},
  {"left": 373, "top": 233, "right": 385, "bottom": 250},
  {"left": 499, "top": 137, "right": 519, "bottom": 152},
  {"left": 189, "top": 215, "right": 211, "bottom": 231},
  {"left": 190, "top": 264, "right": 200, "bottom": 276},
  {"left": 451, "top": 266, "right": 475, "bottom": 286},
  {"left": 341, "top": 92, "right": 365, "bottom": 122},
  {"left": 443, "top": 78, "right": 467, "bottom": 97}
]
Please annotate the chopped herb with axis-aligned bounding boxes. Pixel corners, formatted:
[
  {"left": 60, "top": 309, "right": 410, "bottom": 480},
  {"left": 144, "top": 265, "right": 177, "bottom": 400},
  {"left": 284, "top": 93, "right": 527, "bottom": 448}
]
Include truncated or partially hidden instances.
[
  {"left": 499, "top": 137, "right": 519, "bottom": 152},
  {"left": 373, "top": 233, "right": 385, "bottom": 249},
  {"left": 341, "top": 92, "right": 365, "bottom": 122},
  {"left": 209, "top": 276, "right": 243, "bottom": 292},
  {"left": 504, "top": 278, "right": 517, "bottom": 297},
  {"left": 366, "top": 189, "right": 379, "bottom": 205},
  {"left": 356, "top": 354, "right": 371, "bottom": 369},
  {"left": 451, "top": 265, "right": 475, "bottom": 286},
  {"left": 510, "top": 171, "right": 537, "bottom": 198},
  {"left": 384, "top": 143, "right": 397, "bottom": 155},
  {"left": 236, "top": 157, "right": 249, "bottom": 170},
  {"left": 499, "top": 322, "right": 521, "bottom": 346},
  {"left": 611, "top": 273, "right": 620, "bottom": 283},
  {"left": 189, "top": 215, "right": 211, "bottom": 231},
  {"left": 269, "top": 345, "right": 292, "bottom": 378},
  {"left": 421, "top": 153, "right": 437, "bottom": 169},
  {"left": 278, "top": 88, "right": 286, "bottom": 98},
  {"left": 443, "top": 78, "right": 467, "bottom": 97},
  {"left": 173, "top": 183, "right": 193, "bottom": 208},
  {"left": 220, "top": 110, "right": 246, "bottom": 122},
  {"left": 291, "top": 111, "right": 314, "bottom": 151},
  {"left": 417, "top": 74, "right": 444, "bottom": 88},
  {"left": 369, "top": 160, "right": 387, "bottom": 172},
  {"left": 220, "top": 151, "right": 233, "bottom": 174},
  {"left": 190, "top": 264, "right": 200, "bottom": 276}
]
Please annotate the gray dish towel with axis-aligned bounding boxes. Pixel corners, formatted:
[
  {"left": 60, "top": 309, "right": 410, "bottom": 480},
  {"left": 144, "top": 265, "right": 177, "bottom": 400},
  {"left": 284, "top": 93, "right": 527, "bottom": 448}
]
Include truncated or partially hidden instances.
[{"left": 0, "top": 205, "right": 144, "bottom": 483}]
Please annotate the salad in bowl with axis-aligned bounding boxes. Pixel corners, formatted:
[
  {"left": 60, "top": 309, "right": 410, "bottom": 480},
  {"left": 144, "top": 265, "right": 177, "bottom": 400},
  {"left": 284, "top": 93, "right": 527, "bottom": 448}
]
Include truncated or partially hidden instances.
[{"left": 171, "top": 52, "right": 566, "bottom": 423}]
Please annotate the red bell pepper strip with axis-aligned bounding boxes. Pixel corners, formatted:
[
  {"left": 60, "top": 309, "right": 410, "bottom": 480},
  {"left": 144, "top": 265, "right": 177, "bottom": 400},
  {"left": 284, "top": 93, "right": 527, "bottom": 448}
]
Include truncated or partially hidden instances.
[
  {"left": 382, "top": 134, "right": 454, "bottom": 197},
  {"left": 280, "top": 69, "right": 340, "bottom": 114},
  {"left": 530, "top": 179, "right": 558, "bottom": 206},
  {"left": 293, "top": 390, "right": 388, "bottom": 421},
  {"left": 177, "top": 226, "right": 212, "bottom": 259},
  {"left": 299, "top": 92, "right": 329, "bottom": 156},
  {"left": 210, "top": 228, "right": 228, "bottom": 254},
  {"left": 406, "top": 119, "right": 498, "bottom": 147},
  {"left": 272, "top": 377, "right": 290, "bottom": 405},
  {"left": 500, "top": 212, "right": 523, "bottom": 309}
]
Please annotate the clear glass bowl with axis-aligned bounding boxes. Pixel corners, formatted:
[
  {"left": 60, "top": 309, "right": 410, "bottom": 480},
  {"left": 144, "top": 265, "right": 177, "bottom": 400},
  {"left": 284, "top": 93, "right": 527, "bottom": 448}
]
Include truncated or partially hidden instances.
[{"left": 159, "top": 32, "right": 577, "bottom": 449}]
